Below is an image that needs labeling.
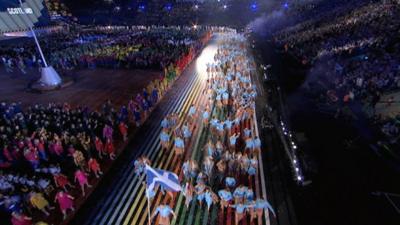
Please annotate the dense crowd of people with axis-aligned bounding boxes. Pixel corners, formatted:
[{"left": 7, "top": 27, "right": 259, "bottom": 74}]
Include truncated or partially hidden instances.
[
  {"left": 48, "top": 27, "right": 206, "bottom": 70},
  {"left": 135, "top": 33, "right": 274, "bottom": 225},
  {"left": 3, "top": 0, "right": 399, "bottom": 222},
  {"left": 0, "top": 26, "right": 206, "bottom": 74},
  {"left": 0, "top": 26, "right": 209, "bottom": 225},
  {"left": 0, "top": 101, "right": 121, "bottom": 224},
  {"left": 272, "top": 0, "right": 400, "bottom": 150},
  {"left": 44, "top": 0, "right": 75, "bottom": 21}
]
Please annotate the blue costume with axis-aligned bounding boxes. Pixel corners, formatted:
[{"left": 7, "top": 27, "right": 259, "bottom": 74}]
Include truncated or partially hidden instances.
[
  {"left": 196, "top": 185, "right": 206, "bottom": 203},
  {"left": 183, "top": 126, "right": 191, "bottom": 138},
  {"left": 245, "top": 189, "right": 254, "bottom": 201},
  {"left": 254, "top": 138, "right": 261, "bottom": 148},
  {"left": 161, "top": 118, "right": 169, "bottom": 129},
  {"left": 248, "top": 166, "right": 257, "bottom": 176},
  {"left": 202, "top": 111, "right": 209, "bottom": 120},
  {"left": 244, "top": 128, "right": 251, "bottom": 137},
  {"left": 233, "top": 186, "right": 246, "bottom": 199},
  {"left": 218, "top": 190, "right": 233, "bottom": 201},
  {"left": 160, "top": 132, "right": 169, "bottom": 142},
  {"left": 210, "top": 118, "right": 219, "bottom": 128},
  {"left": 154, "top": 205, "right": 174, "bottom": 217},
  {"left": 245, "top": 139, "right": 254, "bottom": 149},
  {"left": 206, "top": 145, "right": 214, "bottom": 157},
  {"left": 188, "top": 106, "right": 196, "bottom": 116},
  {"left": 255, "top": 199, "right": 276, "bottom": 217},
  {"left": 229, "top": 136, "right": 238, "bottom": 146},
  {"left": 231, "top": 204, "right": 247, "bottom": 214},
  {"left": 204, "top": 191, "right": 214, "bottom": 209},
  {"left": 223, "top": 92, "right": 229, "bottom": 100},
  {"left": 174, "top": 138, "right": 184, "bottom": 148},
  {"left": 225, "top": 177, "right": 236, "bottom": 188},
  {"left": 224, "top": 120, "right": 233, "bottom": 130}
]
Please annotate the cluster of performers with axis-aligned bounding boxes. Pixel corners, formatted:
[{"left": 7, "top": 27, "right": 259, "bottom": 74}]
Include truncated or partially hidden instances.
[{"left": 135, "top": 32, "right": 275, "bottom": 225}]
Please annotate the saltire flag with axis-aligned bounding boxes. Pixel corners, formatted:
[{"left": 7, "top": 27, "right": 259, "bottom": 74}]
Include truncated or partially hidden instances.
[{"left": 145, "top": 164, "right": 181, "bottom": 198}]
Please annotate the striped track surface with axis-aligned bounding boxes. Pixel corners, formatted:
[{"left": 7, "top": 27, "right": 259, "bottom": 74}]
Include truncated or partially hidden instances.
[{"left": 80, "top": 36, "right": 270, "bottom": 225}]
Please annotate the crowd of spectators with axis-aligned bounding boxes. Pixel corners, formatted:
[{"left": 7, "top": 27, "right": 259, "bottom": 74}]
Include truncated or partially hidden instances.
[
  {"left": 271, "top": 0, "right": 400, "bottom": 152},
  {"left": 0, "top": 101, "right": 122, "bottom": 224},
  {"left": 0, "top": 26, "right": 206, "bottom": 74},
  {"left": 0, "top": 59, "right": 195, "bottom": 225},
  {"left": 0, "top": 26, "right": 210, "bottom": 225},
  {"left": 48, "top": 27, "right": 205, "bottom": 70},
  {"left": 44, "top": 0, "right": 75, "bottom": 21}
]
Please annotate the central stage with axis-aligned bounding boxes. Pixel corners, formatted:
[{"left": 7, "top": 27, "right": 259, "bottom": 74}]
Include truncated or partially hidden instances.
[{"left": 0, "top": 68, "right": 161, "bottom": 110}]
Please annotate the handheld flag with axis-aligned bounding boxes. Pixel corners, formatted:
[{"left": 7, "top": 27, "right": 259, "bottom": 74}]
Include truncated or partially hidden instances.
[{"left": 145, "top": 164, "right": 181, "bottom": 198}]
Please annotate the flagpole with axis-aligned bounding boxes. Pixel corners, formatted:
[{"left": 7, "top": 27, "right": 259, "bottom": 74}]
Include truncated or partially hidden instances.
[
  {"left": 144, "top": 163, "right": 181, "bottom": 225},
  {"left": 18, "top": 0, "right": 62, "bottom": 87},
  {"left": 144, "top": 163, "right": 152, "bottom": 225},
  {"left": 18, "top": 0, "right": 47, "bottom": 67},
  {"left": 146, "top": 194, "right": 152, "bottom": 225}
]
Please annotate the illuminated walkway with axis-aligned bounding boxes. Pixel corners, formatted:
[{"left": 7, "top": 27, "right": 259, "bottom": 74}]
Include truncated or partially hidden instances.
[{"left": 75, "top": 34, "right": 271, "bottom": 225}]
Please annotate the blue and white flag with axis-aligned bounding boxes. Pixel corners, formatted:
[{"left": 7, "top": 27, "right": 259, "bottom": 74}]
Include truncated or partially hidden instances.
[{"left": 145, "top": 164, "right": 181, "bottom": 198}]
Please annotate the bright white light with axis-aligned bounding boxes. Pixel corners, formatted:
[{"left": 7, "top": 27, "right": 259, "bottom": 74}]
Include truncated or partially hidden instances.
[
  {"left": 194, "top": 4, "right": 199, "bottom": 9},
  {"left": 196, "top": 44, "right": 218, "bottom": 80},
  {"left": 223, "top": 4, "right": 227, "bottom": 9},
  {"left": 295, "top": 168, "right": 299, "bottom": 172},
  {"left": 293, "top": 159, "right": 297, "bottom": 164},
  {"left": 297, "top": 176, "right": 302, "bottom": 181},
  {"left": 193, "top": 24, "right": 198, "bottom": 29}
]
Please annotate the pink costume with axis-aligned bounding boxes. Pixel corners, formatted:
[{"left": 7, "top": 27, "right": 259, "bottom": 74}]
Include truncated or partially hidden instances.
[
  {"left": 75, "top": 170, "right": 88, "bottom": 185},
  {"left": 24, "top": 149, "right": 38, "bottom": 164},
  {"left": 11, "top": 213, "right": 32, "bottom": 225},
  {"left": 55, "top": 192, "right": 74, "bottom": 211},
  {"left": 54, "top": 141, "right": 64, "bottom": 156}
]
